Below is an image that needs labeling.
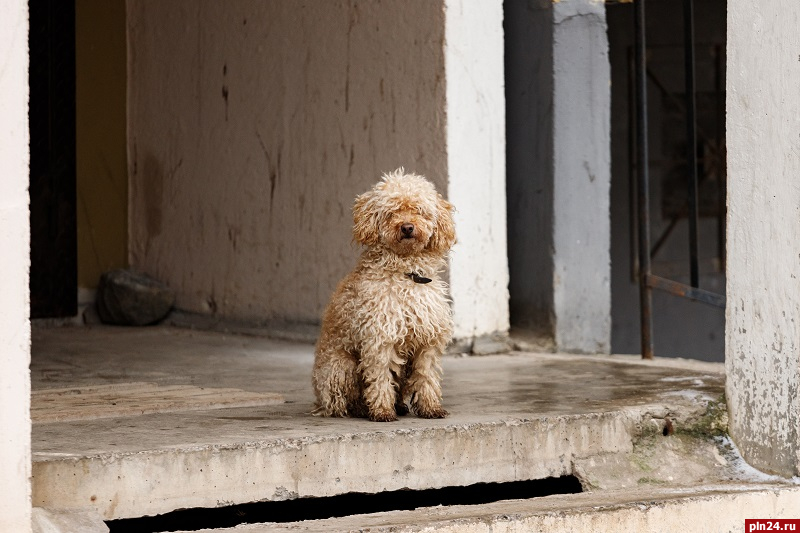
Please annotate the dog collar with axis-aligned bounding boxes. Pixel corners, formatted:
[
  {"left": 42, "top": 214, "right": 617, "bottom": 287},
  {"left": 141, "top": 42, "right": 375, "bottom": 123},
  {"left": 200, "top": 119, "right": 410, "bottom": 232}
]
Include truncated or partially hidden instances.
[{"left": 405, "top": 272, "right": 432, "bottom": 284}]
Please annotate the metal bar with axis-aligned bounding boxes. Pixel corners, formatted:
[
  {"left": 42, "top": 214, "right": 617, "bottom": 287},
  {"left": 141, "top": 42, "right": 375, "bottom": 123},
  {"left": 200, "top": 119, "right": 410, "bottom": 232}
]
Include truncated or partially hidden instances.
[
  {"left": 634, "top": 0, "right": 654, "bottom": 360},
  {"left": 683, "top": 0, "right": 700, "bottom": 288},
  {"left": 715, "top": 43, "right": 727, "bottom": 272},
  {"left": 646, "top": 274, "right": 726, "bottom": 308},
  {"left": 650, "top": 210, "right": 682, "bottom": 259},
  {"left": 628, "top": 46, "right": 639, "bottom": 283}
]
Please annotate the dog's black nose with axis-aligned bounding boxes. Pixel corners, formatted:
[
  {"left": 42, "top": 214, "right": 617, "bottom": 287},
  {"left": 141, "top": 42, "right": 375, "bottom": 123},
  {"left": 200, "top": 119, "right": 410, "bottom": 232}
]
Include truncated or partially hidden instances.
[{"left": 401, "top": 223, "right": 415, "bottom": 237}]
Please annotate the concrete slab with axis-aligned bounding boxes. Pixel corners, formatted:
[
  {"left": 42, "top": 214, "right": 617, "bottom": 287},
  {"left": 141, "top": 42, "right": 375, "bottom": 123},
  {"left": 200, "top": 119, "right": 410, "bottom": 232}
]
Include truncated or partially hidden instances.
[
  {"left": 31, "top": 325, "right": 730, "bottom": 521},
  {"left": 32, "top": 382, "right": 283, "bottom": 423}
]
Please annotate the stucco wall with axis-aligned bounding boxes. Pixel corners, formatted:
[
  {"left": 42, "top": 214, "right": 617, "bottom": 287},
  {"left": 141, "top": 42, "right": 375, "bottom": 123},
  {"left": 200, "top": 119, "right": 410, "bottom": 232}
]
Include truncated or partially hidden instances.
[
  {"left": 0, "top": 1, "right": 32, "bottom": 530},
  {"left": 445, "top": 0, "right": 509, "bottom": 340},
  {"left": 726, "top": 0, "right": 800, "bottom": 476},
  {"left": 128, "top": 1, "right": 447, "bottom": 325}
]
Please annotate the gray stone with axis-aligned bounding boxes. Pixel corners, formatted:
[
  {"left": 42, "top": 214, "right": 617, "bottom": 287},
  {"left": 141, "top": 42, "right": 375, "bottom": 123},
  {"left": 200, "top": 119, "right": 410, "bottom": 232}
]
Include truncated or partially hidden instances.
[{"left": 95, "top": 269, "right": 175, "bottom": 326}]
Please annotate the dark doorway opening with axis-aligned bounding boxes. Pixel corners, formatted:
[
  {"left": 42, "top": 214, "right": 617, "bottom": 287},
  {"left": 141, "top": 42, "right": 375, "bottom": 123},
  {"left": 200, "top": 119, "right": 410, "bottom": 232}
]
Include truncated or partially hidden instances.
[
  {"left": 608, "top": 0, "right": 727, "bottom": 361},
  {"left": 29, "top": 0, "right": 78, "bottom": 318}
]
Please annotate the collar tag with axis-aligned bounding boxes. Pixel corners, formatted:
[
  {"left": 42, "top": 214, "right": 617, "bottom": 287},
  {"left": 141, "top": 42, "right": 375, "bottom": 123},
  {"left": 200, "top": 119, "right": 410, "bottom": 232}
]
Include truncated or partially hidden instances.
[{"left": 406, "top": 272, "right": 432, "bottom": 284}]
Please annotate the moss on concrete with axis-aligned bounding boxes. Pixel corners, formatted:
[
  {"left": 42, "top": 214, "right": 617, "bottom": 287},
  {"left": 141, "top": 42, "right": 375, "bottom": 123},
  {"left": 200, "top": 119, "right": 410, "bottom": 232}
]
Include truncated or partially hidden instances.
[{"left": 677, "top": 394, "right": 728, "bottom": 439}]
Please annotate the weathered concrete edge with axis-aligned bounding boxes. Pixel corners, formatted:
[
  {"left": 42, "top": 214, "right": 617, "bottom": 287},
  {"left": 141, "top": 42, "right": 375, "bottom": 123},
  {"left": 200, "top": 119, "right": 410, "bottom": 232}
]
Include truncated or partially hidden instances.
[
  {"left": 31, "top": 507, "right": 108, "bottom": 533},
  {"left": 524, "top": 350, "right": 725, "bottom": 375},
  {"left": 201, "top": 484, "right": 800, "bottom": 533},
  {"left": 32, "top": 412, "right": 637, "bottom": 520}
]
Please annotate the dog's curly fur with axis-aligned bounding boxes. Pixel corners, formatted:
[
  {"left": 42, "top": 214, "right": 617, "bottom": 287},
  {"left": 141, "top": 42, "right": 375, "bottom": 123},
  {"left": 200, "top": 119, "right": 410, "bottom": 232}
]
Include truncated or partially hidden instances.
[{"left": 312, "top": 169, "right": 456, "bottom": 422}]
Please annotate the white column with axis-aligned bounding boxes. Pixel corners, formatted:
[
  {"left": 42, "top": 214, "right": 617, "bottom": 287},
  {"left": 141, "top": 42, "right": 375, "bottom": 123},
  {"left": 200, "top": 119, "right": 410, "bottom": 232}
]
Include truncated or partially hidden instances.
[
  {"left": 0, "top": 0, "right": 33, "bottom": 530},
  {"left": 444, "top": 0, "right": 510, "bottom": 342},
  {"left": 551, "top": 0, "right": 611, "bottom": 353},
  {"left": 726, "top": 0, "right": 800, "bottom": 477}
]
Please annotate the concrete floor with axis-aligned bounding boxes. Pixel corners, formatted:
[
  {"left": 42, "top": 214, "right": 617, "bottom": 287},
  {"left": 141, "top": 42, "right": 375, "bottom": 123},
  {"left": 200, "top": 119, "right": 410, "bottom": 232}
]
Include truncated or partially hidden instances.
[{"left": 29, "top": 325, "right": 800, "bottom": 531}]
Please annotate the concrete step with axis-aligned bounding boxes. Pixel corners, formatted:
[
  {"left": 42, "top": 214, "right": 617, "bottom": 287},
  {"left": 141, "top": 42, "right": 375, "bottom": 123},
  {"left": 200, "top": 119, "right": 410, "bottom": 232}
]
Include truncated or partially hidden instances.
[
  {"left": 31, "top": 326, "right": 741, "bottom": 526},
  {"left": 169, "top": 483, "right": 800, "bottom": 532},
  {"left": 33, "top": 406, "right": 637, "bottom": 519}
]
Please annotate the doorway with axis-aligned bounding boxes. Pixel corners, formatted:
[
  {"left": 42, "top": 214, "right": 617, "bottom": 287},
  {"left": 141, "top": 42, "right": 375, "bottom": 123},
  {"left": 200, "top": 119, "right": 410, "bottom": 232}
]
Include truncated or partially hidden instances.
[
  {"left": 29, "top": 0, "right": 78, "bottom": 319},
  {"left": 607, "top": 0, "right": 727, "bottom": 361}
]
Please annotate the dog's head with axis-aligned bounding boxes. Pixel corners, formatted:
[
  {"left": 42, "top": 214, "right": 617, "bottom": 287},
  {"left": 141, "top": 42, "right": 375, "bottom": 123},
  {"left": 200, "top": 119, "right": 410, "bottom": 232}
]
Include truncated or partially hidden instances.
[{"left": 352, "top": 169, "right": 456, "bottom": 257}]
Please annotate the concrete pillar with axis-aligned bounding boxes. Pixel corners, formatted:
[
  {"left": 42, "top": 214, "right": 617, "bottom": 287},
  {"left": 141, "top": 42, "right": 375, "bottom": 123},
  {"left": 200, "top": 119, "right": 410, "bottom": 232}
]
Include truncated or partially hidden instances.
[
  {"left": 506, "top": 0, "right": 611, "bottom": 353},
  {"left": 725, "top": 1, "right": 800, "bottom": 477},
  {"left": 0, "top": 1, "right": 33, "bottom": 531},
  {"left": 444, "top": 0, "right": 510, "bottom": 343}
]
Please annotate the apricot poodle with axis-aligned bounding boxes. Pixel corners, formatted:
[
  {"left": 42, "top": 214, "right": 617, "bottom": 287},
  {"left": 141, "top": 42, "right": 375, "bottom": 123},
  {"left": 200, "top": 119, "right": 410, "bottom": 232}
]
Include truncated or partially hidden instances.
[{"left": 312, "top": 169, "right": 456, "bottom": 422}]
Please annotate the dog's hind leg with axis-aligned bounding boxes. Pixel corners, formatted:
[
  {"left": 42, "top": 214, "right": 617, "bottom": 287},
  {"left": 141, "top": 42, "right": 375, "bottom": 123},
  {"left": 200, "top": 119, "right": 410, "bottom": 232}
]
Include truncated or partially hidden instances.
[{"left": 312, "top": 348, "right": 362, "bottom": 417}]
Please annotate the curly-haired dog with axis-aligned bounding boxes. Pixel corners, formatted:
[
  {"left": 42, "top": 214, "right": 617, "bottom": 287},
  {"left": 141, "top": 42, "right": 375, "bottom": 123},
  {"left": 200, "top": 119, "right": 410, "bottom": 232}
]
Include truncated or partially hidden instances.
[{"left": 312, "top": 169, "right": 456, "bottom": 422}]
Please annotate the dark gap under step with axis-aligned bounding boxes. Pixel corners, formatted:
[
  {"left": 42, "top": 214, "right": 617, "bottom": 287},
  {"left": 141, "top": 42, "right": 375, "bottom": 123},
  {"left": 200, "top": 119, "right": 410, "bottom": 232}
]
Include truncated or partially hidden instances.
[{"left": 107, "top": 475, "right": 582, "bottom": 532}]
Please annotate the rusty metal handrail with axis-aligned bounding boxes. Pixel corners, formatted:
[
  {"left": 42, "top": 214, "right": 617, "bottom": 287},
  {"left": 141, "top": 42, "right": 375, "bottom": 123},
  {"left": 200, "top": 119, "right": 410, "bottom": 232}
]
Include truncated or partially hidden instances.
[{"left": 634, "top": 0, "right": 654, "bottom": 359}]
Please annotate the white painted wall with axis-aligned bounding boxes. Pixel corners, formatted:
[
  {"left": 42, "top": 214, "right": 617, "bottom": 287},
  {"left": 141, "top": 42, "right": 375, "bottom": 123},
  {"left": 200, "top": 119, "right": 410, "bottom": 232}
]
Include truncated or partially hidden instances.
[
  {"left": 444, "top": 0, "right": 510, "bottom": 341},
  {"left": 0, "top": 1, "right": 32, "bottom": 530},
  {"left": 726, "top": 0, "right": 800, "bottom": 476}
]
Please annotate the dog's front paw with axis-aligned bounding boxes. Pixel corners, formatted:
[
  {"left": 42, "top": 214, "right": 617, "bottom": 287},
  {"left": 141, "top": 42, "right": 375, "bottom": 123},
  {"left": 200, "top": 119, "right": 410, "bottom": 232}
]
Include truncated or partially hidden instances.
[
  {"left": 369, "top": 409, "right": 399, "bottom": 422},
  {"left": 369, "top": 408, "right": 397, "bottom": 422},
  {"left": 416, "top": 406, "right": 449, "bottom": 419}
]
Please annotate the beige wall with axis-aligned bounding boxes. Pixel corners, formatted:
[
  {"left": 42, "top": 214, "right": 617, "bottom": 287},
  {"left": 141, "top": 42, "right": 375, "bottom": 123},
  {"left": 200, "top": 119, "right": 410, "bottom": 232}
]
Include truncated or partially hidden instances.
[
  {"left": 0, "top": 1, "right": 32, "bottom": 530},
  {"left": 76, "top": 0, "right": 128, "bottom": 289},
  {"left": 128, "top": 0, "right": 447, "bottom": 325}
]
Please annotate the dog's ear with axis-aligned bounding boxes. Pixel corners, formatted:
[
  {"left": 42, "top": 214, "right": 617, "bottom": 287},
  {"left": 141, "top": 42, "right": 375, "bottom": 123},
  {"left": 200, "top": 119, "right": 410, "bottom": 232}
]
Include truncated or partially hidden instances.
[
  {"left": 427, "top": 194, "right": 456, "bottom": 253},
  {"left": 352, "top": 190, "right": 380, "bottom": 246}
]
